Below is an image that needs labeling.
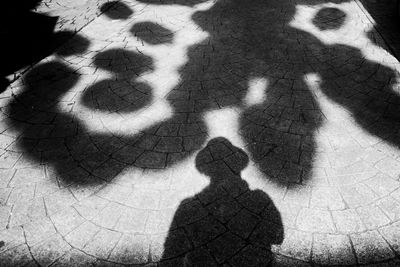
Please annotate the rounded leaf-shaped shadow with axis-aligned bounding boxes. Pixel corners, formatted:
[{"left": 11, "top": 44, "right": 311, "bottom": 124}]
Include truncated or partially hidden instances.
[
  {"left": 100, "top": 1, "right": 133, "bottom": 20},
  {"left": 93, "top": 48, "right": 154, "bottom": 74},
  {"left": 312, "top": 7, "right": 347, "bottom": 30},
  {"left": 131, "top": 22, "right": 174, "bottom": 45},
  {"left": 161, "top": 137, "right": 283, "bottom": 265}
]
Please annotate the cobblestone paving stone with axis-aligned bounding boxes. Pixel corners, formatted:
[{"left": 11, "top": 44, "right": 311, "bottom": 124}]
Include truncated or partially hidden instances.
[{"left": 2, "top": 0, "right": 400, "bottom": 266}]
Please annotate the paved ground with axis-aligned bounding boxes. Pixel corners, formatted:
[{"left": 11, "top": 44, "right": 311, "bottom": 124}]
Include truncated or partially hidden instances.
[{"left": 2, "top": 0, "right": 400, "bottom": 266}]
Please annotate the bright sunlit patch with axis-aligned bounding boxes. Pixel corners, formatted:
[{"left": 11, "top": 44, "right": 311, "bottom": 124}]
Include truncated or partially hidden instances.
[{"left": 244, "top": 77, "right": 268, "bottom": 107}]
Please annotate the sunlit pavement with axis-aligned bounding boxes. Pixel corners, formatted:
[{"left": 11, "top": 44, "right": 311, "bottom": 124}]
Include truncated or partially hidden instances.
[{"left": 2, "top": 0, "right": 400, "bottom": 266}]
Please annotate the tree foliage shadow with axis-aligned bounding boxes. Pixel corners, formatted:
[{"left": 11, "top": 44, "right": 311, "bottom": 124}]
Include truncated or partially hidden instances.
[
  {"left": 6, "top": 0, "right": 209, "bottom": 187},
  {"left": 312, "top": 7, "right": 347, "bottom": 31},
  {"left": 1, "top": 0, "right": 89, "bottom": 92},
  {"left": 100, "top": 1, "right": 134, "bottom": 20},
  {"left": 131, "top": 22, "right": 175, "bottom": 45},
  {"left": 161, "top": 137, "right": 283, "bottom": 266},
  {"left": 8, "top": 0, "right": 400, "bottom": 189},
  {"left": 81, "top": 49, "right": 154, "bottom": 113},
  {"left": 358, "top": 0, "right": 400, "bottom": 58},
  {"left": 7, "top": 51, "right": 153, "bottom": 186},
  {"left": 133, "top": 0, "right": 400, "bottom": 187},
  {"left": 135, "top": 0, "right": 208, "bottom": 7}
]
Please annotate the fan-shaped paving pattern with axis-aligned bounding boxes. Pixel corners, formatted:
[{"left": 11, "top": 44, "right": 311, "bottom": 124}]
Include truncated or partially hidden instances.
[{"left": 1, "top": 0, "right": 400, "bottom": 266}]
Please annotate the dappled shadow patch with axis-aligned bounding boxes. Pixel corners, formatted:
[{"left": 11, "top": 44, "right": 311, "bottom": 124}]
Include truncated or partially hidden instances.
[
  {"left": 1, "top": 8, "right": 58, "bottom": 78},
  {"left": 4, "top": 0, "right": 42, "bottom": 11},
  {"left": 8, "top": 0, "right": 400, "bottom": 191},
  {"left": 358, "top": 0, "right": 400, "bottom": 59},
  {"left": 7, "top": 39, "right": 209, "bottom": 184},
  {"left": 82, "top": 49, "right": 153, "bottom": 113},
  {"left": 131, "top": 22, "right": 174, "bottom": 45},
  {"left": 100, "top": 1, "right": 133, "bottom": 20},
  {"left": 135, "top": 0, "right": 208, "bottom": 7},
  {"left": 7, "top": 60, "right": 136, "bottom": 186},
  {"left": 312, "top": 7, "right": 347, "bottom": 30},
  {"left": 81, "top": 80, "right": 153, "bottom": 113},
  {"left": 7, "top": 61, "right": 96, "bottom": 186},
  {"left": 55, "top": 32, "right": 91, "bottom": 56}
]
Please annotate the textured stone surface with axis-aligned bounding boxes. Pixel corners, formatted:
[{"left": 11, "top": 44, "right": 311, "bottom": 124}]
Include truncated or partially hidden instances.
[{"left": 1, "top": 0, "right": 400, "bottom": 265}]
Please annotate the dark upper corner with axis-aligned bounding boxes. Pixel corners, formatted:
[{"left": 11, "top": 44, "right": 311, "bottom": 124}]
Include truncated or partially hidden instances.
[{"left": 195, "top": 137, "right": 249, "bottom": 177}]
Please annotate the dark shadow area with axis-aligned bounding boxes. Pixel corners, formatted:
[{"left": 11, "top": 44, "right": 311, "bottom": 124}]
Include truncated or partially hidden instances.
[
  {"left": 131, "top": 22, "right": 174, "bottom": 45},
  {"left": 131, "top": 0, "right": 400, "bottom": 187},
  {"left": 81, "top": 49, "right": 153, "bottom": 113},
  {"left": 161, "top": 137, "right": 283, "bottom": 266},
  {"left": 100, "top": 1, "right": 133, "bottom": 20},
  {"left": 358, "top": 0, "right": 400, "bottom": 59},
  {"left": 7, "top": 61, "right": 100, "bottom": 186},
  {"left": 4, "top": 0, "right": 42, "bottom": 10},
  {"left": 5, "top": 0, "right": 210, "bottom": 186},
  {"left": 312, "top": 7, "right": 347, "bottom": 30},
  {"left": 7, "top": 47, "right": 210, "bottom": 185},
  {"left": 7, "top": 58, "right": 149, "bottom": 186},
  {"left": 0, "top": 1, "right": 87, "bottom": 92}
]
